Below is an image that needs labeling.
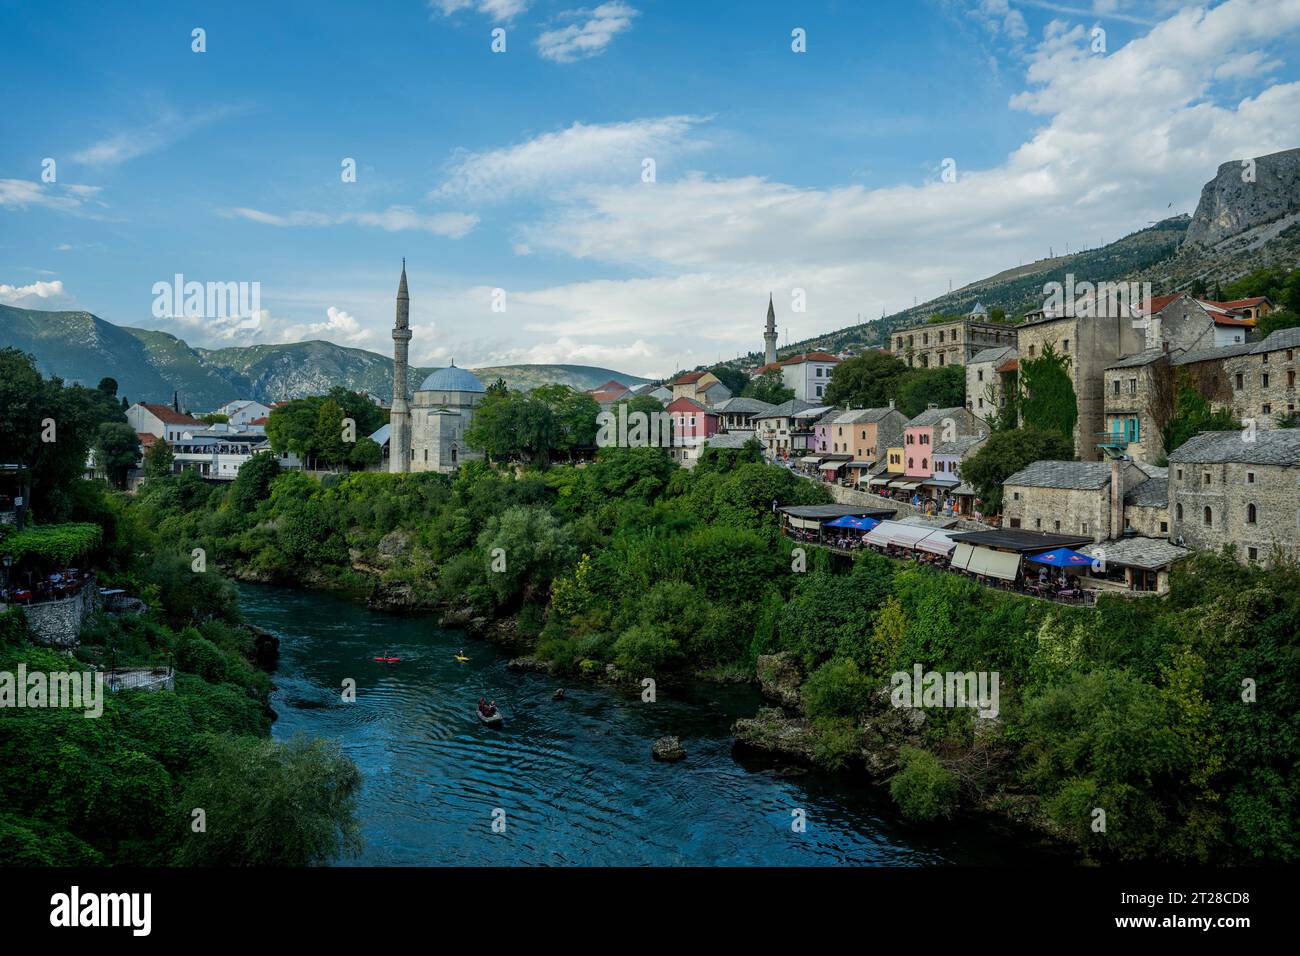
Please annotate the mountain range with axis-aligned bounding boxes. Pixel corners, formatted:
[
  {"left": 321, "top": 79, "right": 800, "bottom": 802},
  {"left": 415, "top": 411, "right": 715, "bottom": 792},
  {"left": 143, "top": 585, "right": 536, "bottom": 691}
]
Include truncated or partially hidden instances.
[{"left": 0, "top": 305, "right": 650, "bottom": 411}]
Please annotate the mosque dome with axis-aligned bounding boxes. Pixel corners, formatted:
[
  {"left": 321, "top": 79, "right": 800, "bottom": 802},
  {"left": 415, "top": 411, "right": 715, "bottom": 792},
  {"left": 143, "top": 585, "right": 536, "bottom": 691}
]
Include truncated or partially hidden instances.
[{"left": 417, "top": 361, "right": 486, "bottom": 393}]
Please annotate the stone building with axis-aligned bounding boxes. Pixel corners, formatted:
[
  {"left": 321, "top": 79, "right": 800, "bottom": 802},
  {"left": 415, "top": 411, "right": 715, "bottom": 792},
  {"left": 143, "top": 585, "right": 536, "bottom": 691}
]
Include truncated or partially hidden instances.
[
  {"left": 1218, "top": 326, "right": 1300, "bottom": 427},
  {"left": 1015, "top": 311, "right": 1146, "bottom": 461},
  {"left": 1102, "top": 348, "right": 1173, "bottom": 465},
  {"left": 891, "top": 312, "right": 1017, "bottom": 370},
  {"left": 1001, "top": 459, "right": 1149, "bottom": 542},
  {"left": 389, "top": 263, "right": 485, "bottom": 473},
  {"left": 712, "top": 397, "right": 776, "bottom": 432},
  {"left": 965, "top": 346, "right": 1016, "bottom": 419},
  {"left": 1122, "top": 472, "right": 1171, "bottom": 537},
  {"left": 1168, "top": 429, "right": 1300, "bottom": 565}
]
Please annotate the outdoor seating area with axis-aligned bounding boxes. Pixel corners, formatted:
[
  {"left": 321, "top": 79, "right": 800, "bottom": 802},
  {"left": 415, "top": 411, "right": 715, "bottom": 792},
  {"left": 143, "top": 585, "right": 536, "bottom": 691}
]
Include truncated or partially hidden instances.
[
  {"left": 2, "top": 566, "right": 90, "bottom": 605},
  {"left": 780, "top": 511, "right": 1104, "bottom": 606}
]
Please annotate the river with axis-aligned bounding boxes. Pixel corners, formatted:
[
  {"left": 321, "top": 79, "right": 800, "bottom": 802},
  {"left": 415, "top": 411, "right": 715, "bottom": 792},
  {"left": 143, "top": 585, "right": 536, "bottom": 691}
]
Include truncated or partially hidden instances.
[{"left": 242, "top": 582, "right": 1033, "bottom": 866}]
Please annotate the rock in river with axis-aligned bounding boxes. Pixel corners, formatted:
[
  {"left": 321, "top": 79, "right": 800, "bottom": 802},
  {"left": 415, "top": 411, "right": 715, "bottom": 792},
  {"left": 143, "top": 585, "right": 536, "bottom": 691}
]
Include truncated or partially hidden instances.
[{"left": 652, "top": 736, "right": 686, "bottom": 762}]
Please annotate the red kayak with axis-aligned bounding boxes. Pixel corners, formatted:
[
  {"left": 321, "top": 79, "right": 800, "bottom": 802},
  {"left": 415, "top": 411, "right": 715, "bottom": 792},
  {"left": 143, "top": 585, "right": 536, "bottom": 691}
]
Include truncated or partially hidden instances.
[{"left": 373, "top": 656, "right": 401, "bottom": 663}]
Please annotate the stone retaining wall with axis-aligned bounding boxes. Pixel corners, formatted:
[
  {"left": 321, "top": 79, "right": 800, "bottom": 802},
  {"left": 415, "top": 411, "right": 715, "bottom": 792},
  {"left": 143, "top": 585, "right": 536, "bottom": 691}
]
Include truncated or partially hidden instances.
[{"left": 18, "top": 575, "right": 98, "bottom": 648}]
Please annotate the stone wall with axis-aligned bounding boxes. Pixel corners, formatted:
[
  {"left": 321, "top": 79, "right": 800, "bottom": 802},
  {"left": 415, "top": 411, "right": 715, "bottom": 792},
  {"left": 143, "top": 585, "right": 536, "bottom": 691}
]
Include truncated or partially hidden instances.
[
  {"left": 1103, "top": 357, "right": 1171, "bottom": 464},
  {"left": 1003, "top": 485, "right": 1110, "bottom": 541},
  {"left": 1222, "top": 346, "right": 1300, "bottom": 427},
  {"left": 20, "top": 575, "right": 98, "bottom": 648},
  {"left": 891, "top": 320, "right": 1017, "bottom": 370}
]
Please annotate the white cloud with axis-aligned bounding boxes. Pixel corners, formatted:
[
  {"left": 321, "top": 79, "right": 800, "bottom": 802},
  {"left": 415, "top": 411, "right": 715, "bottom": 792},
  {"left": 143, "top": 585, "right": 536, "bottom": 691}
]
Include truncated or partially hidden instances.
[
  {"left": 228, "top": 205, "right": 479, "bottom": 238},
  {"left": 536, "top": 2, "right": 639, "bottom": 63},
  {"left": 0, "top": 279, "right": 75, "bottom": 309},
  {"left": 970, "top": 0, "right": 1029, "bottom": 39},
  {"left": 431, "top": 115, "right": 707, "bottom": 200},
  {"left": 428, "top": 0, "right": 529, "bottom": 21},
  {"left": 71, "top": 106, "right": 242, "bottom": 166},
  {"left": 0, "top": 179, "right": 101, "bottom": 215}
]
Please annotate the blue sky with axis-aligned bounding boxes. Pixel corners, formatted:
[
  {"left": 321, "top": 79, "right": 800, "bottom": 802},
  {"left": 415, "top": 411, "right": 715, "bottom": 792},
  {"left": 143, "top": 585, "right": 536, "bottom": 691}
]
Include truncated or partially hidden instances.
[{"left": 3, "top": 0, "right": 1299, "bottom": 377}]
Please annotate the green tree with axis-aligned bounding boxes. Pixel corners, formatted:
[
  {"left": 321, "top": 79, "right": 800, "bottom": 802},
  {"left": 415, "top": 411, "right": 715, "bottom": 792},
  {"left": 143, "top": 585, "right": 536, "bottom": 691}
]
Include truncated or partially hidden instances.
[
  {"left": 1019, "top": 344, "right": 1078, "bottom": 441},
  {"left": 143, "top": 439, "right": 174, "bottom": 479},
  {"left": 824, "top": 350, "right": 908, "bottom": 408},
  {"left": 95, "top": 421, "right": 140, "bottom": 489},
  {"left": 709, "top": 365, "right": 749, "bottom": 395},
  {"left": 229, "top": 451, "right": 281, "bottom": 513},
  {"left": 742, "top": 369, "right": 795, "bottom": 405},
  {"left": 961, "top": 426, "right": 1075, "bottom": 515},
  {"left": 175, "top": 734, "right": 362, "bottom": 866},
  {"left": 1162, "top": 387, "right": 1238, "bottom": 457},
  {"left": 894, "top": 365, "right": 965, "bottom": 418},
  {"left": 310, "top": 399, "right": 349, "bottom": 468}
]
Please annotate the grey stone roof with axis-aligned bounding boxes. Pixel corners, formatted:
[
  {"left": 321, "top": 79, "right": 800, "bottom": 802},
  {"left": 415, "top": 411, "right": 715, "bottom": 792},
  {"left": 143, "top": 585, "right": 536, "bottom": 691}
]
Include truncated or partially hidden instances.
[
  {"left": 1004, "top": 459, "right": 1112, "bottom": 490},
  {"left": 1171, "top": 343, "right": 1255, "bottom": 366},
  {"left": 755, "top": 399, "right": 815, "bottom": 419},
  {"left": 1124, "top": 477, "right": 1168, "bottom": 508},
  {"left": 934, "top": 435, "right": 986, "bottom": 457},
  {"left": 815, "top": 407, "right": 847, "bottom": 426},
  {"left": 907, "top": 406, "right": 970, "bottom": 428},
  {"left": 1251, "top": 326, "right": 1300, "bottom": 355},
  {"left": 704, "top": 430, "right": 757, "bottom": 449},
  {"left": 1168, "top": 429, "right": 1300, "bottom": 465},
  {"left": 1106, "top": 348, "right": 1169, "bottom": 370},
  {"left": 1135, "top": 463, "right": 1168, "bottom": 478},
  {"left": 712, "top": 397, "right": 776, "bottom": 415},
  {"left": 1079, "top": 537, "right": 1192, "bottom": 570},
  {"left": 970, "top": 346, "right": 1015, "bottom": 365}
]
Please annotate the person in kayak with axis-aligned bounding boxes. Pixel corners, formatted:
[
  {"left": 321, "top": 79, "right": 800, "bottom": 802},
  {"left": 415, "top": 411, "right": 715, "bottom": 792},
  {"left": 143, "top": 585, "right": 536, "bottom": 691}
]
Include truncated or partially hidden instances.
[{"left": 478, "top": 697, "right": 496, "bottom": 718}]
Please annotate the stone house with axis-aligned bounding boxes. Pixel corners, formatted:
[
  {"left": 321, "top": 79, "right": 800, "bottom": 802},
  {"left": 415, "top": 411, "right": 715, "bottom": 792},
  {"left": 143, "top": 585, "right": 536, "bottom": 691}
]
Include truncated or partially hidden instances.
[
  {"left": 669, "top": 370, "right": 731, "bottom": 406},
  {"left": 1168, "top": 429, "right": 1300, "bottom": 565},
  {"left": 966, "top": 346, "right": 1017, "bottom": 419},
  {"left": 1218, "top": 326, "right": 1300, "bottom": 427},
  {"left": 891, "top": 313, "right": 1017, "bottom": 370},
  {"left": 1001, "top": 459, "right": 1149, "bottom": 542},
  {"left": 1015, "top": 311, "right": 1146, "bottom": 462},
  {"left": 1122, "top": 472, "right": 1171, "bottom": 537},
  {"left": 1102, "top": 349, "right": 1174, "bottom": 465}
]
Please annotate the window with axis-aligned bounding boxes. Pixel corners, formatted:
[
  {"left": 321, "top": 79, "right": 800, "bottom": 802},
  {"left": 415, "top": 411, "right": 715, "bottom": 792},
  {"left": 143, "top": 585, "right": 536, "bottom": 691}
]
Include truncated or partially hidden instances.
[
  {"left": 1176, "top": 503, "right": 1183, "bottom": 521},
  {"left": 1112, "top": 379, "right": 1120, "bottom": 396},
  {"left": 1263, "top": 403, "right": 1272, "bottom": 414},
  {"left": 1054, "top": 520, "right": 1061, "bottom": 531},
  {"left": 1236, "top": 373, "right": 1244, "bottom": 389},
  {"left": 978, "top": 370, "right": 984, "bottom": 382},
  {"left": 1129, "top": 378, "right": 1137, "bottom": 395},
  {"left": 1263, "top": 373, "right": 1270, "bottom": 388},
  {"left": 1063, "top": 339, "right": 1070, "bottom": 352},
  {"left": 1034, "top": 518, "right": 1042, "bottom": 529},
  {"left": 1082, "top": 522, "right": 1089, "bottom": 534},
  {"left": 1290, "top": 371, "right": 1297, "bottom": 388},
  {"left": 1029, "top": 345, "right": 1036, "bottom": 357},
  {"left": 1010, "top": 518, "right": 1021, "bottom": 528},
  {"left": 1013, "top": 491, "right": 1021, "bottom": 501},
  {"left": 1248, "top": 547, "right": 1259, "bottom": 561},
  {"left": 1289, "top": 349, "right": 1295, "bottom": 361},
  {"left": 921, "top": 458, "right": 928, "bottom": 469},
  {"left": 1126, "top": 416, "right": 1140, "bottom": 443},
  {"left": 1176, "top": 468, "right": 1183, "bottom": 479},
  {"left": 1247, "top": 471, "right": 1255, "bottom": 484},
  {"left": 1247, "top": 504, "right": 1257, "bottom": 524},
  {"left": 1204, "top": 472, "right": 1211, "bottom": 485},
  {"left": 1263, "top": 353, "right": 1270, "bottom": 364},
  {"left": 938, "top": 354, "right": 945, "bottom": 366},
  {"left": 908, "top": 458, "right": 914, "bottom": 469},
  {"left": 815, "top": 367, "right": 823, "bottom": 377},
  {"left": 1204, "top": 506, "right": 1212, "bottom": 526},
  {"left": 816, "top": 386, "right": 823, "bottom": 397},
  {"left": 1160, "top": 521, "right": 1168, "bottom": 533}
]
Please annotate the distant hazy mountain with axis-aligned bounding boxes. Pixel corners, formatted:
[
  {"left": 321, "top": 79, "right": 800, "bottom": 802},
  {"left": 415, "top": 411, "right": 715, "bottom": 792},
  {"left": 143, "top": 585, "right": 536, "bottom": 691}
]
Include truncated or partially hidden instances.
[{"left": 0, "top": 305, "right": 651, "bottom": 410}]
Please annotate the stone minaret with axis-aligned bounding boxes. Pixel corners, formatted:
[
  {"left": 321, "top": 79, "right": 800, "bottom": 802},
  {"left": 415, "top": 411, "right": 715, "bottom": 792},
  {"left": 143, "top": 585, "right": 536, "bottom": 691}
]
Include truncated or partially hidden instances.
[
  {"left": 389, "top": 260, "right": 412, "bottom": 473},
  {"left": 763, "top": 293, "right": 778, "bottom": 365}
]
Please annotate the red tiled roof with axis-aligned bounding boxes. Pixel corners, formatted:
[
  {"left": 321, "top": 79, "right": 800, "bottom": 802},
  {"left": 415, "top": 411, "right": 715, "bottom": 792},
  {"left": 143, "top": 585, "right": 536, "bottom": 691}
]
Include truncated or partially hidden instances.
[
  {"left": 137, "top": 402, "right": 202, "bottom": 425},
  {"left": 248, "top": 416, "right": 269, "bottom": 426},
  {"left": 997, "top": 358, "right": 1019, "bottom": 373},
  {"left": 750, "top": 362, "right": 783, "bottom": 376},
  {"left": 1216, "top": 297, "right": 1270, "bottom": 309},
  {"left": 1144, "top": 292, "right": 1184, "bottom": 314},
  {"left": 699, "top": 380, "right": 727, "bottom": 391},
  {"left": 591, "top": 389, "right": 627, "bottom": 403},
  {"left": 672, "top": 370, "right": 707, "bottom": 385},
  {"left": 780, "top": 351, "right": 840, "bottom": 365},
  {"left": 137, "top": 433, "right": 158, "bottom": 447},
  {"left": 667, "top": 396, "right": 714, "bottom": 414},
  {"left": 590, "top": 379, "right": 629, "bottom": 394}
]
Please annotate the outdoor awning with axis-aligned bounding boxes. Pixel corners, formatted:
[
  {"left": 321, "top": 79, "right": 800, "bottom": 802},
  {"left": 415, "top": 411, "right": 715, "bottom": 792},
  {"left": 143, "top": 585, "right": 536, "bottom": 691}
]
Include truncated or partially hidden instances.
[
  {"left": 865, "top": 520, "right": 945, "bottom": 550},
  {"left": 787, "top": 516, "right": 823, "bottom": 530},
  {"left": 1025, "top": 548, "right": 1093, "bottom": 568},
  {"left": 914, "top": 530, "right": 958, "bottom": 556},
  {"left": 868, "top": 476, "right": 893, "bottom": 486},
  {"left": 949, "top": 542, "right": 974, "bottom": 570},
  {"left": 824, "top": 515, "right": 879, "bottom": 531},
  {"left": 965, "top": 546, "right": 1021, "bottom": 581},
  {"left": 892, "top": 480, "right": 922, "bottom": 491},
  {"left": 922, "top": 476, "right": 960, "bottom": 488},
  {"left": 799, "top": 455, "right": 823, "bottom": 465},
  {"left": 848, "top": 460, "right": 875, "bottom": 469}
]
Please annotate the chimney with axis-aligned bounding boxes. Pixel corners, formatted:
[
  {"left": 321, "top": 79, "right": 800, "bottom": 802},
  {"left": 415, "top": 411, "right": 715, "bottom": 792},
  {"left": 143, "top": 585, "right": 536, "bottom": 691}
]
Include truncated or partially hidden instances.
[
  {"left": 1110, "top": 457, "right": 1124, "bottom": 540},
  {"left": 888, "top": 399, "right": 895, "bottom": 409}
]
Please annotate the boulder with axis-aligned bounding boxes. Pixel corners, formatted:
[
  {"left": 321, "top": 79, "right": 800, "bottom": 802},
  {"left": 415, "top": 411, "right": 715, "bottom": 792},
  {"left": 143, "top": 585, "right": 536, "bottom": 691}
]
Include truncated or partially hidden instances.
[
  {"left": 651, "top": 736, "right": 686, "bottom": 761},
  {"left": 732, "top": 707, "right": 816, "bottom": 761},
  {"left": 755, "top": 652, "right": 803, "bottom": 709}
]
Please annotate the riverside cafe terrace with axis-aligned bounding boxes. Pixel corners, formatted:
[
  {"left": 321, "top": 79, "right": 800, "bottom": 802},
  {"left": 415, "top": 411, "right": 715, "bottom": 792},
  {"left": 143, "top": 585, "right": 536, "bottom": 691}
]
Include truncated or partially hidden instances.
[{"left": 779, "top": 504, "right": 896, "bottom": 543}]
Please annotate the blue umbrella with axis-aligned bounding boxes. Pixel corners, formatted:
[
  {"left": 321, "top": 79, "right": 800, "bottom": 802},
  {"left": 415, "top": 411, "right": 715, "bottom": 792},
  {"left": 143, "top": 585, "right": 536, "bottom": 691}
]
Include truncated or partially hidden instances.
[
  {"left": 1026, "top": 548, "right": 1093, "bottom": 568},
  {"left": 823, "top": 515, "right": 879, "bottom": 531}
]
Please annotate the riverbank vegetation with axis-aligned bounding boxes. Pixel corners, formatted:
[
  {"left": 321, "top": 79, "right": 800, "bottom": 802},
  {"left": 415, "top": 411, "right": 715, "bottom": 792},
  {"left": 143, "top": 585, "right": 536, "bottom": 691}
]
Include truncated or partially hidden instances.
[{"left": 121, "top": 433, "right": 1300, "bottom": 865}]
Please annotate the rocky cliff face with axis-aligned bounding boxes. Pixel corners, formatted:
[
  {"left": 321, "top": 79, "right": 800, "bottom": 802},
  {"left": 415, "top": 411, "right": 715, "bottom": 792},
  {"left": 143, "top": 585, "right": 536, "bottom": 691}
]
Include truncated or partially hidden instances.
[{"left": 1184, "top": 147, "right": 1300, "bottom": 247}]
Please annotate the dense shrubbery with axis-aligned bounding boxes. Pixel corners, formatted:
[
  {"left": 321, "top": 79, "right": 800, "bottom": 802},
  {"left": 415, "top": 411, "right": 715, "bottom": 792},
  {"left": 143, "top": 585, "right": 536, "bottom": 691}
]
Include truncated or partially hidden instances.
[{"left": 115, "top": 431, "right": 1300, "bottom": 865}]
